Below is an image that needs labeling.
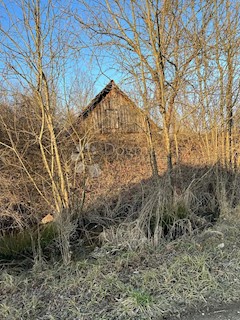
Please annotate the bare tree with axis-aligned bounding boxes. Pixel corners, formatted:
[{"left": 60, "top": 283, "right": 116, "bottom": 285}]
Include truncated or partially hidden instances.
[
  {"left": 191, "top": 0, "right": 240, "bottom": 168},
  {"left": 0, "top": 0, "right": 84, "bottom": 263},
  {"left": 73, "top": 0, "right": 221, "bottom": 193},
  {"left": 0, "top": 0, "right": 72, "bottom": 212}
]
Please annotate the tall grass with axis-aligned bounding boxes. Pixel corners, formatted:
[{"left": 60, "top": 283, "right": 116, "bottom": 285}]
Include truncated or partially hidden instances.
[{"left": 1, "top": 163, "right": 240, "bottom": 265}]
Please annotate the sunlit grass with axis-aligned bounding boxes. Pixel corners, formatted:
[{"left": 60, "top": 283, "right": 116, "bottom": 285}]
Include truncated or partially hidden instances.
[{"left": 0, "top": 215, "right": 240, "bottom": 320}]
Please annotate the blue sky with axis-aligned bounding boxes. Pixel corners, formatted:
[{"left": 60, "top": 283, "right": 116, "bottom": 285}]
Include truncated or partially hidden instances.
[
  {"left": 0, "top": 0, "right": 239, "bottom": 113},
  {"left": 0, "top": 0, "right": 124, "bottom": 106}
]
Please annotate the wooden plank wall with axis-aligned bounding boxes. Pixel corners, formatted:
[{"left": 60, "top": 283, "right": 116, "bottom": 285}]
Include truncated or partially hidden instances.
[{"left": 88, "top": 89, "right": 145, "bottom": 134}]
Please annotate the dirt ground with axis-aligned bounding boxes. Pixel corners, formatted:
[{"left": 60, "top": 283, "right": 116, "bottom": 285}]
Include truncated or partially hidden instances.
[{"left": 181, "top": 302, "right": 240, "bottom": 320}]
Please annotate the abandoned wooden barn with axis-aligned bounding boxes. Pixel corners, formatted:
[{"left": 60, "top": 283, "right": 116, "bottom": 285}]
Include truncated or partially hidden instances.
[
  {"left": 68, "top": 80, "right": 162, "bottom": 178},
  {"left": 77, "top": 80, "right": 148, "bottom": 134}
]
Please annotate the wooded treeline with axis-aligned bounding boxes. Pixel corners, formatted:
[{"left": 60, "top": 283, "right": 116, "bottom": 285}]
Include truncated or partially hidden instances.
[
  {"left": 0, "top": 0, "right": 239, "bottom": 226},
  {"left": 76, "top": 0, "right": 239, "bottom": 171}
]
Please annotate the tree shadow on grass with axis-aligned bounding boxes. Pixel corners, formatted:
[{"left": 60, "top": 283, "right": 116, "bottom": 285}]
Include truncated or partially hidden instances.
[
  {"left": 1, "top": 162, "right": 239, "bottom": 261},
  {"left": 78, "top": 162, "right": 240, "bottom": 241}
]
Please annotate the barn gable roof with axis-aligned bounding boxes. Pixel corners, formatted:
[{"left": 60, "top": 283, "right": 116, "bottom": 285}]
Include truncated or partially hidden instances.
[
  {"left": 79, "top": 80, "right": 137, "bottom": 120},
  {"left": 71, "top": 80, "right": 161, "bottom": 135}
]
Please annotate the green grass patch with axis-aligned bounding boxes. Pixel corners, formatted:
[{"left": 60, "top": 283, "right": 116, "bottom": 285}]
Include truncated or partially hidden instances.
[{"left": 0, "top": 223, "right": 57, "bottom": 259}]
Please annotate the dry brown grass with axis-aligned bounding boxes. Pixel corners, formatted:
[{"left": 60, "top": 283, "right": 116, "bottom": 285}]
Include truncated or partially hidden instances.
[
  {"left": 1, "top": 156, "right": 240, "bottom": 319},
  {"left": 0, "top": 213, "right": 240, "bottom": 320},
  {"left": 1, "top": 118, "right": 240, "bottom": 319}
]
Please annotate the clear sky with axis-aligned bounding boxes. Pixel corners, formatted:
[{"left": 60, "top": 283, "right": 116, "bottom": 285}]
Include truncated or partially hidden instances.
[
  {"left": 0, "top": 0, "right": 239, "bottom": 113},
  {"left": 0, "top": 0, "right": 124, "bottom": 107}
]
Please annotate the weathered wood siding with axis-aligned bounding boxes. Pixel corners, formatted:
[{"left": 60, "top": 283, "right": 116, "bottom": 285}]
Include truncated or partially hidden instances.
[{"left": 84, "top": 88, "right": 145, "bottom": 134}]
